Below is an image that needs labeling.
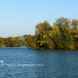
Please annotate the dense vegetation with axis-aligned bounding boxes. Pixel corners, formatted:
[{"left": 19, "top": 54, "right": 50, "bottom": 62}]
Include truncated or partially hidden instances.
[{"left": 1, "top": 17, "right": 78, "bottom": 50}]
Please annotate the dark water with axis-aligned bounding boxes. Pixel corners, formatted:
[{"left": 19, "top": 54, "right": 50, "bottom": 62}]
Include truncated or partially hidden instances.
[{"left": 0, "top": 48, "right": 78, "bottom": 78}]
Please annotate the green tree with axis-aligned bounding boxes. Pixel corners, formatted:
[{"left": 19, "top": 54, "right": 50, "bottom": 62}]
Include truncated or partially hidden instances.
[{"left": 35, "top": 21, "right": 51, "bottom": 35}]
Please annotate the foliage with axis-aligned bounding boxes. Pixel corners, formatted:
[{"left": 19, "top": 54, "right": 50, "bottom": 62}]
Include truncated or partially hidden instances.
[{"left": 0, "top": 17, "right": 78, "bottom": 50}]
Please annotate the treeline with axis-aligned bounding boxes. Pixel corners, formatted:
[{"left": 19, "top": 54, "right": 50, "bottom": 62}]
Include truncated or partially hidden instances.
[
  {"left": 25, "top": 17, "right": 78, "bottom": 50},
  {"left": 0, "top": 17, "right": 78, "bottom": 50}
]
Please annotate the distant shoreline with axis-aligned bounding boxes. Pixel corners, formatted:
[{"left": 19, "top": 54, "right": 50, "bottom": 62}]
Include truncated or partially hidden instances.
[{"left": 0, "top": 17, "right": 78, "bottom": 50}]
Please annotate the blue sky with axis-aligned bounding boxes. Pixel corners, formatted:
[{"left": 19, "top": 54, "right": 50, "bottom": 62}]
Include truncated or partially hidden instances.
[{"left": 0, "top": 0, "right": 78, "bottom": 36}]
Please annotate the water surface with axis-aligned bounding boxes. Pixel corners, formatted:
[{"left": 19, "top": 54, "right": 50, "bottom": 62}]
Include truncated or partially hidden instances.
[{"left": 0, "top": 48, "right": 78, "bottom": 78}]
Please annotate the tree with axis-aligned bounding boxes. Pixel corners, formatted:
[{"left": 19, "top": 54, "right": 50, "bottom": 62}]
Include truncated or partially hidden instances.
[
  {"left": 5, "top": 37, "right": 23, "bottom": 47},
  {"left": 35, "top": 21, "right": 52, "bottom": 35},
  {"left": 24, "top": 35, "right": 37, "bottom": 48},
  {"left": 72, "top": 19, "right": 78, "bottom": 29},
  {"left": 0, "top": 38, "right": 5, "bottom": 47}
]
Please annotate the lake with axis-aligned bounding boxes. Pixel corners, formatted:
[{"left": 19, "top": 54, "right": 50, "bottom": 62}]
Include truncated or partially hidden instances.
[{"left": 0, "top": 48, "right": 78, "bottom": 78}]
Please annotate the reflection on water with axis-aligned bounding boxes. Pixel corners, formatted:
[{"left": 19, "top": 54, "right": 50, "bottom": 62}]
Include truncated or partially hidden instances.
[{"left": 0, "top": 49, "right": 78, "bottom": 78}]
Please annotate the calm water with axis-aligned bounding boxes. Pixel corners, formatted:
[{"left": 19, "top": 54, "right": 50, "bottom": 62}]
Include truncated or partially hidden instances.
[{"left": 0, "top": 48, "right": 78, "bottom": 78}]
